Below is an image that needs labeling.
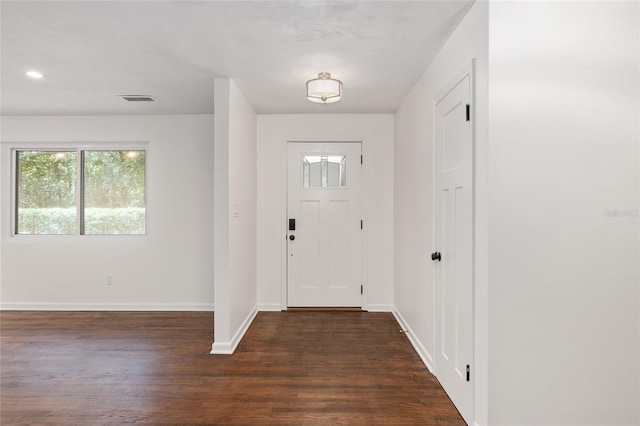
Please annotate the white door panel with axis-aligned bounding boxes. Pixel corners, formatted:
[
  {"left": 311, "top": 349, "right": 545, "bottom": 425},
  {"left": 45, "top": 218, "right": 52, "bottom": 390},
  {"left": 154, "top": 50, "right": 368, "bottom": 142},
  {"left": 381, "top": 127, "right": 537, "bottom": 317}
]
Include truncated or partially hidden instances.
[
  {"left": 434, "top": 72, "right": 474, "bottom": 423},
  {"left": 287, "top": 142, "right": 362, "bottom": 307}
]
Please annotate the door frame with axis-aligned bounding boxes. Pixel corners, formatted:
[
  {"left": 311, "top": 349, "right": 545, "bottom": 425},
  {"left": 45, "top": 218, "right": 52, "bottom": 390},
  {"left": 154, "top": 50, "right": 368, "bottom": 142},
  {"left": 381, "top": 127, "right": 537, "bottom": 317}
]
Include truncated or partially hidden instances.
[
  {"left": 281, "top": 139, "right": 367, "bottom": 311},
  {"left": 432, "top": 61, "right": 476, "bottom": 422}
]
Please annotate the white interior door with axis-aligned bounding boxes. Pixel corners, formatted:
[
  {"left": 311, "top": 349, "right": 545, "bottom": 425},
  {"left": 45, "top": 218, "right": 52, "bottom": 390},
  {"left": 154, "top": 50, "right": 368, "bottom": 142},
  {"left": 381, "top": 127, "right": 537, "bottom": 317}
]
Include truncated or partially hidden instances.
[
  {"left": 434, "top": 71, "right": 474, "bottom": 423},
  {"left": 287, "top": 142, "right": 362, "bottom": 307}
]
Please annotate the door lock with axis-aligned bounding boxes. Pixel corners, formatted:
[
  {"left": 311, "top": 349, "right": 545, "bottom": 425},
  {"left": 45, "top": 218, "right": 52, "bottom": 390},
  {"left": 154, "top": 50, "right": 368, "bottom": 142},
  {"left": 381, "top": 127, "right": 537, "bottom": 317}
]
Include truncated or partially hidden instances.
[
  {"left": 289, "top": 235, "right": 295, "bottom": 241},
  {"left": 431, "top": 252, "right": 441, "bottom": 261}
]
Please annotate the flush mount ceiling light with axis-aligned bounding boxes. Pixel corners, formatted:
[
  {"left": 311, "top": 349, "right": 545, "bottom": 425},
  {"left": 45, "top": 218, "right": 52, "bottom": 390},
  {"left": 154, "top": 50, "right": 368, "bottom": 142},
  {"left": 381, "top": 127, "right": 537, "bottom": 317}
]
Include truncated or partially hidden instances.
[
  {"left": 26, "top": 70, "right": 43, "bottom": 79},
  {"left": 306, "top": 72, "right": 342, "bottom": 104}
]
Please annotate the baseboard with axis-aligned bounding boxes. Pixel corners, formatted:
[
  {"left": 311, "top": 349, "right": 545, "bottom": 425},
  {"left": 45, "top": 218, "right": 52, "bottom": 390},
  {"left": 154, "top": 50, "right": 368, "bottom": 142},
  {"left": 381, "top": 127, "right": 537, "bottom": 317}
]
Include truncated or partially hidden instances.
[
  {"left": 0, "top": 302, "right": 214, "bottom": 311},
  {"left": 258, "top": 304, "right": 393, "bottom": 312},
  {"left": 210, "top": 304, "right": 258, "bottom": 355},
  {"left": 257, "top": 303, "right": 283, "bottom": 311},
  {"left": 392, "top": 306, "right": 435, "bottom": 373},
  {"left": 366, "top": 304, "right": 394, "bottom": 312}
]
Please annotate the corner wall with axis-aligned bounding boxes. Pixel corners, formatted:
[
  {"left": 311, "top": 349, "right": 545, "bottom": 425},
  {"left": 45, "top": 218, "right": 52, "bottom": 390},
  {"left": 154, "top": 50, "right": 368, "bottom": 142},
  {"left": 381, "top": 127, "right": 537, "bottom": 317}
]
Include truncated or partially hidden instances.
[
  {"left": 212, "top": 78, "right": 257, "bottom": 354},
  {"left": 0, "top": 115, "right": 215, "bottom": 310}
]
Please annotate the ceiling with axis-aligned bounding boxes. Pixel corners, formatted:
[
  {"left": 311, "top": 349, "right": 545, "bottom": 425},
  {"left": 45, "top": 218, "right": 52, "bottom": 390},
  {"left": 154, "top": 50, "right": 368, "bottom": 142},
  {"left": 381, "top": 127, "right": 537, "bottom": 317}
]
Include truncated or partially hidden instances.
[{"left": 0, "top": 1, "right": 474, "bottom": 116}]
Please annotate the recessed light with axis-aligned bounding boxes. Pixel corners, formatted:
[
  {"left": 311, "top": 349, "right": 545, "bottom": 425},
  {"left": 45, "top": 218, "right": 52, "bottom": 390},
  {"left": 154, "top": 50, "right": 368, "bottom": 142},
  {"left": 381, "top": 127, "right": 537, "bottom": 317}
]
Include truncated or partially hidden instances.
[{"left": 26, "top": 71, "right": 43, "bottom": 79}]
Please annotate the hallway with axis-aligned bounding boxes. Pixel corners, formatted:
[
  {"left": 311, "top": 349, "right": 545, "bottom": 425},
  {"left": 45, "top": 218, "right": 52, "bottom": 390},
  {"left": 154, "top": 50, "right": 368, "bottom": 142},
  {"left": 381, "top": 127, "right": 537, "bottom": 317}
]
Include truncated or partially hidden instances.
[{"left": 1, "top": 310, "right": 464, "bottom": 424}]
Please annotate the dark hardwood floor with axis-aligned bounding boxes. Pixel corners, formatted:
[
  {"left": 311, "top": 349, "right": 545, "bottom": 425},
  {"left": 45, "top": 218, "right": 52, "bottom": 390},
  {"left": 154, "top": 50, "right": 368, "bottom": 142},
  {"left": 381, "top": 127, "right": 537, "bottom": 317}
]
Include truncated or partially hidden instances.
[{"left": 0, "top": 311, "right": 464, "bottom": 425}]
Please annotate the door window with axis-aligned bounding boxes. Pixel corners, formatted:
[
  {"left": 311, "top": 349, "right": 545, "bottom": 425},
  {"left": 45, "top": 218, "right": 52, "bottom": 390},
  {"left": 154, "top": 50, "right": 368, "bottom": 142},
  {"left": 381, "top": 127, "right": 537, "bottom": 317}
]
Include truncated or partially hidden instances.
[{"left": 303, "top": 155, "right": 346, "bottom": 187}]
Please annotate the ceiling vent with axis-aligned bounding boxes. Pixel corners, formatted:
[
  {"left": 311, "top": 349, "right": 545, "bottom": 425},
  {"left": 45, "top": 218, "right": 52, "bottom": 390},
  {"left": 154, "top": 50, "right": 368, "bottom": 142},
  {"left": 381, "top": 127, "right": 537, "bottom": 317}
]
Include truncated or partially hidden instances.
[{"left": 119, "top": 95, "right": 157, "bottom": 102}]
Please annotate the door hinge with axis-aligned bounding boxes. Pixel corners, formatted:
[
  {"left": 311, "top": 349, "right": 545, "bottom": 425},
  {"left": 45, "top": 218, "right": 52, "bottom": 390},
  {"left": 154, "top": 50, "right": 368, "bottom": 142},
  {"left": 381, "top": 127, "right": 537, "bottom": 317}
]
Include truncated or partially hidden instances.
[
  {"left": 466, "top": 364, "right": 470, "bottom": 382},
  {"left": 361, "top": 154, "right": 363, "bottom": 164},
  {"left": 361, "top": 285, "right": 363, "bottom": 295},
  {"left": 465, "top": 104, "right": 470, "bottom": 122},
  {"left": 360, "top": 220, "right": 363, "bottom": 229}
]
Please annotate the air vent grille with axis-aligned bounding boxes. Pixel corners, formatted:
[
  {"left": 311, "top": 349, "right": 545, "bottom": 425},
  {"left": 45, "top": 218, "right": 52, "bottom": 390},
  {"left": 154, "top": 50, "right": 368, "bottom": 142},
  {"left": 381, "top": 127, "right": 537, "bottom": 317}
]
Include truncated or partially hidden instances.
[{"left": 120, "top": 95, "right": 157, "bottom": 102}]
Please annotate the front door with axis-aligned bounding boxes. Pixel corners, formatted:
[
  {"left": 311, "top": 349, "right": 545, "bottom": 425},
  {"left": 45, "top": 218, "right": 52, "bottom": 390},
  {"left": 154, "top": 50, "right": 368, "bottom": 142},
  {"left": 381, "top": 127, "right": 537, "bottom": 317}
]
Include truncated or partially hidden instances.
[
  {"left": 287, "top": 142, "right": 362, "bottom": 307},
  {"left": 434, "top": 71, "right": 474, "bottom": 423}
]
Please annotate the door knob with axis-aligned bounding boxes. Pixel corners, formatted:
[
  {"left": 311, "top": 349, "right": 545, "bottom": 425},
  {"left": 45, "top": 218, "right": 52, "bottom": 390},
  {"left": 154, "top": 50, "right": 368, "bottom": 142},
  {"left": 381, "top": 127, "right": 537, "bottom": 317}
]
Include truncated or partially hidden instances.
[
  {"left": 431, "top": 252, "right": 441, "bottom": 261},
  {"left": 289, "top": 235, "right": 295, "bottom": 241}
]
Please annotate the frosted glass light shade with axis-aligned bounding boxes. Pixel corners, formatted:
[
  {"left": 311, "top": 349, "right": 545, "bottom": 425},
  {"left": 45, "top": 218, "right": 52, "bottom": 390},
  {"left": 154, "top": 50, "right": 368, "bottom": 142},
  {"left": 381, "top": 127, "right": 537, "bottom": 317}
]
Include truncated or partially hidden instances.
[{"left": 306, "top": 72, "right": 342, "bottom": 103}]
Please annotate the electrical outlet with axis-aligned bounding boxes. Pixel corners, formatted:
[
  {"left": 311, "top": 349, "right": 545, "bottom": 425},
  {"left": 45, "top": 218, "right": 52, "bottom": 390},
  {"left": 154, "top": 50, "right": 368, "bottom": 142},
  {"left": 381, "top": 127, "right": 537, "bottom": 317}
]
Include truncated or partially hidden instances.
[{"left": 106, "top": 275, "right": 113, "bottom": 285}]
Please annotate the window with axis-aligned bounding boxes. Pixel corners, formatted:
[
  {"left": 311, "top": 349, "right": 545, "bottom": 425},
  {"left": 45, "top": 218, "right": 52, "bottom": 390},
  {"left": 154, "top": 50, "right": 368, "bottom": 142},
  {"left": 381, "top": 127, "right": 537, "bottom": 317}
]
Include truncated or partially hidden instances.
[
  {"left": 15, "top": 149, "right": 146, "bottom": 235},
  {"left": 16, "top": 151, "right": 77, "bottom": 234}
]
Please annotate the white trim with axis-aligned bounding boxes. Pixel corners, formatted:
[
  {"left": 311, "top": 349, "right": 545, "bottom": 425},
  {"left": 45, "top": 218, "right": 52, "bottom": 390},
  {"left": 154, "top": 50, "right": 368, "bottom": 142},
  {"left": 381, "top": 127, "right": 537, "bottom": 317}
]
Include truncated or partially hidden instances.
[
  {"left": 360, "top": 141, "right": 369, "bottom": 311},
  {"left": 6, "top": 142, "right": 150, "bottom": 239},
  {"left": 257, "top": 303, "right": 282, "bottom": 312},
  {"left": 1, "top": 141, "right": 150, "bottom": 149},
  {"left": 392, "top": 306, "right": 435, "bottom": 373},
  {"left": 0, "top": 303, "right": 214, "bottom": 311},
  {"left": 366, "top": 304, "right": 393, "bottom": 312},
  {"left": 281, "top": 140, "right": 288, "bottom": 310},
  {"left": 210, "top": 304, "right": 258, "bottom": 355}
]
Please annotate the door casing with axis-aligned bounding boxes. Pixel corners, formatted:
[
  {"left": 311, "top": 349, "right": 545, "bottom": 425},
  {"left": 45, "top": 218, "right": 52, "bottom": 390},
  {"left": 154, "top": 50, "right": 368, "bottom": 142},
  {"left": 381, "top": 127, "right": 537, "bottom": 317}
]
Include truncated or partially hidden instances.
[{"left": 281, "top": 139, "right": 367, "bottom": 311}]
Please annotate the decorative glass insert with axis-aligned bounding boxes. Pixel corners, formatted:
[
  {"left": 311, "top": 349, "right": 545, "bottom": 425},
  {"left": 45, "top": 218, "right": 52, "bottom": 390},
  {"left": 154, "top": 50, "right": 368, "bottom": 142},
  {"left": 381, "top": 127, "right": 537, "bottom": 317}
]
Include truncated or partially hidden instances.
[{"left": 303, "top": 155, "right": 346, "bottom": 187}]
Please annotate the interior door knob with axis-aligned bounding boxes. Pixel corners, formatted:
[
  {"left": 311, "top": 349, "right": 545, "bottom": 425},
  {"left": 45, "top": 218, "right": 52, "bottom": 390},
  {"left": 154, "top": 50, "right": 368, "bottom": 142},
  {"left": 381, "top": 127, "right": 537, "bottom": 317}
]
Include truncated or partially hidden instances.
[{"left": 431, "top": 252, "right": 441, "bottom": 261}]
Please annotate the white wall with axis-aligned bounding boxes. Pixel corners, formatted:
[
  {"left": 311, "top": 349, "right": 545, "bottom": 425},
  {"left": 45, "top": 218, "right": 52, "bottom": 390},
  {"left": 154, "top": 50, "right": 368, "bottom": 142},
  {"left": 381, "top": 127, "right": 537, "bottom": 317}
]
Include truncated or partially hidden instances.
[
  {"left": 487, "top": 2, "right": 639, "bottom": 424},
  {"left": 395, "top": 2, "right": 640, "bottom": 424},
  {"left": 256, "top": 114, "right": 394, "bottom": 311},
  {"left": 393, "top": 2, "right": 488, "bottom": 424},
  {"left": 212, "top": 78, "right": 257, "bottom": 354},
  {"left": 0, "top": 115, "right": 215, "bottom": 310},
  {"left": 228, "top": 80, "right": 258, "bottom": 344}
]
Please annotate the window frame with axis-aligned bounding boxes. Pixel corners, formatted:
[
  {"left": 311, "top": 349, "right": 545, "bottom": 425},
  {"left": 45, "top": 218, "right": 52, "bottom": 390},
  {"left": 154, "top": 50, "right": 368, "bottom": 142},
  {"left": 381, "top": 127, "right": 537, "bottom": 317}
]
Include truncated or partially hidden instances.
[{"left": 10, "top": 142, "right": 149, "bottom": 238}]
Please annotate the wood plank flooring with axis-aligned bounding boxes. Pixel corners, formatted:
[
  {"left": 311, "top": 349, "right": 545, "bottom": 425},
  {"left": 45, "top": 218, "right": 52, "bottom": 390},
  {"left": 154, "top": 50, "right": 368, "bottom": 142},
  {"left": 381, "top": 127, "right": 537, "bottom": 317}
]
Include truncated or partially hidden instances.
[{"left": 0, "top": 311, "right": 464, "bottom": 425}]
